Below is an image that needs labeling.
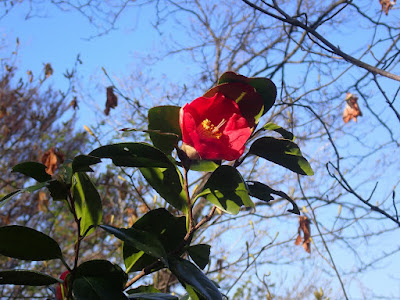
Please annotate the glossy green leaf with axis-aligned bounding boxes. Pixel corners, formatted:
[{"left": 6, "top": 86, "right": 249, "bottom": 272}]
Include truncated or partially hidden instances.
[
  {"left": 0, "top": 270, "right": 61, "bottom": 286},
  {"left": 189, "top": 160, "right": 219, "bottom": 172},
  {"left": 123, "top": 209, "right": 187, "bottom": 273},
  {"left": 263, "top": 122, "right": 295, "bottom": 141},
  {"left": 196, "top": 166, "right": 254, "bottom": 215},
  {"left": 127, "top": 293, "right": 178, "bottom": 300},
  {"left": 148, "top": 106, "right": 182, "bottom": 154},
  {"left": 0, "top": 225, "right": 62, "bottom": 261},
  {"left": 12, "top": 162, "right": 51, "bottom": 182},
  {"left": 140, "top": 166, "right": 188, "bottom": 213},
  {"left": 218, "top": 71, "right": 277, "bottom": 115},
  {"left": 101, "top": 225, "right": 166, "bottom": 259},
  {"left": 72, "top": 172, "right": 103, "bottom": 236},
  {"left": 89, "top": 143, "right": 172, "bottom": 168},
  {"left": 72, "top": 155, "right": 102, "bottom": 173},
  {"left": 73, "top": 260, "right": 128, "bottom": 300},
  {"left": 249, "top": 137, "right": 314, "bottom": 176},
  {"left": 169, "top": 258, "right": 222, "bottom": 300},
  {"left": 247, "top": 181, "right": 300, "bottom": 215},
  {"left": 187, "top": 244, "right": 211, "bottom": 270}
]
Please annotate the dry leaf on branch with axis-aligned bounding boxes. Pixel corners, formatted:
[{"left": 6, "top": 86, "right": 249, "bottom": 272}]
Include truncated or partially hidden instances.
[
  {"left": 295, "top": 215, "right": 311, "bottom": 253},
  {"left": 343, "top": 92, "right": 362, "bottom": 123},
  {"left": 104, "top": 86, "right": 118, "bottom": 116},
  {"left": 40, "top": 147, "right": 65, "bottom": 175},
  {"left": 380, "top": 0, "right": 396, "bottom": 15},
  {"left": 69, "top": 97, "right": 79, "bottom": 110},
  {"left": 44, "top": 63, "right": 53, "bottom": 78}
]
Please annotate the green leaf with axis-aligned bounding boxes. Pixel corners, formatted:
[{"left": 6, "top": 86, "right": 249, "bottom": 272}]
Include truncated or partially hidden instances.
[
  {"left": 123, "top": 209, "right": 187, "bottom": 273},
  {"left": 47, "top": 179, "right": 69, "bottom": 201},
  {"left": 72, "top": 155, "right": 102, "bottom": 173},
  {"left": 187, "top": 244, "right": 211, "bottom": 270},
  {"left": 89, "top": 143, "right": 173, "bottom": 168},
  {"left": 140, "top": 166, "right": 188, "bottom": 213},
  {"left": 196, "top": 166, "right": 254, "bottom": 215},
  {"left": 127, "top": 293, "right": 178, "bottom": 300},
  {"left": 169, "top": 258, "right": 222, "bottom": 300},
  {"left": 126, "top": 285, "right": 161, "bottom": 294},
  {"left": 247, "top": 181, "right": 300, "bottom": 215},
  {"left": 73, "top": 260, "right": 128, "bottom": 300},
  {"left": 0, "top": 182, "right": 48, "bottom": 205},
  {"left": 249, "top": 137, "right": 314, "bottom": 176},
  {"left": 263, "top": 122, "right": 295, "bottom": 141},
  {"left": 148, "top": 106, "right": 182, "bottom": 154},
  {"left": 0, "top": 225, "right": 62, "bottom": 261},
  {"left": 12, "top": 162, "right": 51, "bottom": 182},
  {"left": 189, "top": 160, "right": 219, "bottom": 172},
  {"left": 0, "top": 270, "right": 61, "bottom": 286},
  {"left": 72, "top": 172, "right": 103, "bottom": 236},
  {"left": 100, "top": 225, "right": 167, "bottom": 259}
]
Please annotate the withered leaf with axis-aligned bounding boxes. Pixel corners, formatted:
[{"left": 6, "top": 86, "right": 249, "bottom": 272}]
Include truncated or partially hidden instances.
[
  {"left": 104, "top": 86, "right": 118, "bottom": 116},
  {"left": 295, "top": 216, "right": 311, "bottom": 253},
  {"left": 44, "top": 63, "right": 53, "bottom": 78},
  {"left": 380, "top": 0, "right": 396, "bottom": 15},
  {"left": 343, "top": 92, "right": 362, "bottom": 123},
  {"left": 40, "top": 148, "right": 65, "bottom": 176},
  {"left": 69, "top": 97, "right": 79, "bottom": 110}
]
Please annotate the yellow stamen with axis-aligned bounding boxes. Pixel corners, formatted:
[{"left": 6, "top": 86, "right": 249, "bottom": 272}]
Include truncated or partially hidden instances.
[{"left": 198, "top": 118, "right": 226, "bottom": 139}]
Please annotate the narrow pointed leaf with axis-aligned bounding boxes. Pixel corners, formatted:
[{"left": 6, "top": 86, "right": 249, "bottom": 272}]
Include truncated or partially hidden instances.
[
  {"left": 249, "top": 137, "right": 314, "bottom": 176},
  {"left": 89, "top": 143, "right": 172, "bottom": 168},
  {"left": 247, "top": 181, "right": 300, "bottom": 215},
  {"left": 148, "top": 106, "right": 182, "bottom": 154},
  {"left": 128, "top": 293, "right": 178, "bottom": 300},
  {"left": 72, "top": 172, "right": 102, "bottom": 236},
  {"left": 196, "top": 166, "right": 254, "bottom": 215},
  {"left": 169, "top": 258, "right": 222, "bottom": 300},
  {"left": 0, "top": 182, "right": 48, "bottom": 204},
  {"left": 101, "top": 225, "right": 166, "bottom": 259},
  {"left": 0, "top": 225, "right": 62, "bottom": 261},
  {"left": 263, "top": 122, "right": 295, "bottom": 141},
  {"left": 140, "top": 166, "right": 188, "bottom": 213},
  {"left": 72, "top": 155, "right": 102, "bottom": 173},
  {"left": 12, "top": 162, "right": 51, "bottom": 182},
  {"left": 0, "top": 270, "right": 61, "bottom": 286}
]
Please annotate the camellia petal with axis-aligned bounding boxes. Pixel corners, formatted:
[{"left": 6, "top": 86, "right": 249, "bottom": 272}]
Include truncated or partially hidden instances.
[{"left": 179, "top": 93, "right": 252, "bottom": 161}]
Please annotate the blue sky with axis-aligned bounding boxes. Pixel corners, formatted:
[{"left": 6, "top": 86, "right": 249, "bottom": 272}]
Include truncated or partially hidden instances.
[{"left": 1, "top": 2, "right": 400, "bottom": 299}]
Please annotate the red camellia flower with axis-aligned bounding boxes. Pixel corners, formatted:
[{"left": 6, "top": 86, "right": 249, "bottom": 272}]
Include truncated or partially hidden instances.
[
  {"left": 55, "top": 270, "right": 70, "bottom": 300},
  {"left": 180, "top": 92, "right": 252, "bottom": 161}
]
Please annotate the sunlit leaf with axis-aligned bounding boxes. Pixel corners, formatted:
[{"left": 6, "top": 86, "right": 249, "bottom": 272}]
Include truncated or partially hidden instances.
[
  {"left": 89, "top": 143, "right": 172, "bottom": 168},
  {"left": 148, "top": 106, "right": 182, "bottom": 154},
  {"left": 189, "top": 160, "right": 219, "bottom": 172},
  {"left": 263, "top": 122, "right": 295, "bottom": 141},
  {"left": 140, "top": 166, "right": 188, "bottom": 213},
  {"left": 0, "top": 225, "right": 62, "bottom": 261},
  {"left": 0, "top": 270, "right": 61, "bottom": 286},
  {"left": 196, "top": 166, "right": 254, "bottom": 214},
  {"left": 12, "top": 162, "right": 51, "bottom": 182},
  {"left": 72, "top": 172, "right": 103, "bottom": 236},
  {"left": 249, "top": 137, "right": 314, "bottom": 176},
  {"left": 0, "top": 182, "right": 48, "bottom": 205}
]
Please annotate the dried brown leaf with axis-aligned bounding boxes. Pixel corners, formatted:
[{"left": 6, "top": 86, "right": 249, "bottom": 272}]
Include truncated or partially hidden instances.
[
  {"left": 295, "top": 216, "right": 311, "bottom": 253},
  {"left": 343, "top": 92, "right": 362, "bottom": 123},
  {"left": 380, "top": 0, "right": 396, "bottom": 15},
  {"left": 104, "top": 86, "right": 118, "bottom": 116},
  {"left": 40, "top": 147, "right": 65, "bottom": 176}
]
